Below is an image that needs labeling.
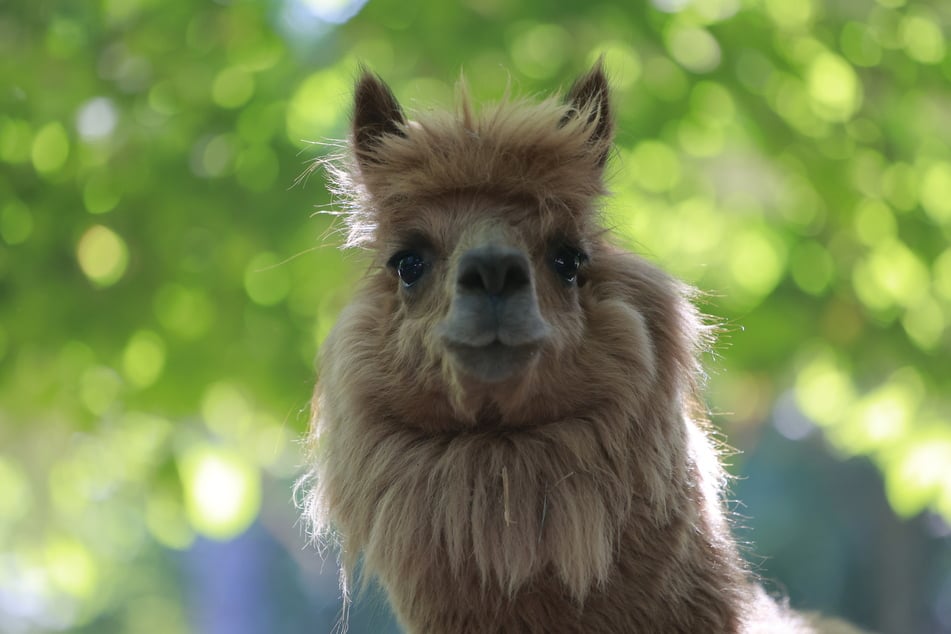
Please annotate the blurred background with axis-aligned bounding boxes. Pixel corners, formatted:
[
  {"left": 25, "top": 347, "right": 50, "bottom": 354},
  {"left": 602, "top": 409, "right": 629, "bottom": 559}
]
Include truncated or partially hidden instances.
[{"left": 1, "top": 0, "right": 950, "bottom": 632}]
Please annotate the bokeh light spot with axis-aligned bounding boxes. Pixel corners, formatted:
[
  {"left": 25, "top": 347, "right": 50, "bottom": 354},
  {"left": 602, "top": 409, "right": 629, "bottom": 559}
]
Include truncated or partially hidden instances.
[
  {"left": 179, "top": 446, "right": 261, "bottom": 540},
  {"left": 148, "top": 80, "right": 181, "bottom": 116},
  {"left": 840, "top": 22, "right": 882, "bottom": 67},
  {"left": 642, "top": 56, "right": 688, "bottom": 101},
  {"left": 841, "top": 368, "right": 921, "bottom": 454},
  {"left": 691, "top": 82, "right": 735, "bottom": 126},
  {"left": 850, "top": 148, "right": 884, "bottom": 198},
  {"left": 212, "top": 67, "right": 255, "bottom": 109},
  {"left": 286, "top": 67, "right": 349, "bottom": 148},
  {"left": 0, "top": 118, "right": 33, "bottom": 163},
  {"left": 795, "top": 350, "right": 854, "bottom": 427},
  {"left": 122, "top": 330, "right": 167, "bottom": 388},
  {"left": 201, "top": 382, "right": 252, "bottom": 439},
  {"left": 664, "top": 25, "right": 721, "bottom": 73},
  {"left": 934, "top": 248, "right": 951, "bottom": 303},
  {"left": 596, "top": 42, "right": 642, "bottom": 90},
  {"left": 45, "top": 537, "right": 98, "bottom": 599},
  {"left": 881, "top": 162, "right": 918, "bottom": 211},
  {"left": 790, "top": 240, "right": 834, "bottom": 295},
  {"left": 694, "top": 0, "right": 741, "bottom": 23},
  {"left": 651, "top": 0, "right": 689, "bottom": 12},
  {"left": 677, "top": 117, "right": 724, "bottom": 157},
  {"left": 920, "top": 162, "right": 951, "bottom": 225},
  {"left": 675, "top": 197, "right": 723, "bottom": 256},
  {"left": 853, "top": 199, "right": 896, "bottom": 246},
  {"left": 232, "top": 33, "right": 285, "bottom": 72},
  {"left": 728, "top": 226, "right": 787, "bottom": 301},
  {"left": 769, "top": 73, "right": 827, "bottom": 137},
  {"left": 299, "top": 0, "right": 369, "bottom": 24},
  {"left": 853, "top": 238, "right": 928, "bottom": 311},
  {"left": 77, "top": 225, "right": 129, "bottom": 287},
  {"left": 900, "top": 14, "right": 946, "bottom": 64},
  {"left": 806, "top": 52, "right": 861, "bottom": 121},
  {"left": 76, "top": 97, "right": 118, "bottom": 141},
  {"left": 884, "top": 432, "right": 951, "bottom": 518},
  {"left": 765, "top": 0, "right": 813, "bottom": 29},
  {"left": 190, "top": 134, "right": 235, "bottom": 178},
  {"left": 902, "top": 296, "right": 945, "bottom": 351},
  {"left": 83, "top": 173, "right": 121, "bottom": 214},
  {"left": 1, "top": 200, "right": 34, "bottom": 245},
  {"left": 630, "top": 141, "right": 681, "bottom": 192},
  {"left": 31, "top": 122, "right": 70, "bottom": 174},
  {"left": 510, "top": 24, "right": 570, "bottom": 79}
]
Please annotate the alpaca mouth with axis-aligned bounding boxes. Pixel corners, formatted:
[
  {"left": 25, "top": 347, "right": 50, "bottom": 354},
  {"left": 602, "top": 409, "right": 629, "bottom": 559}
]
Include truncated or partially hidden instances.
[{"left": 444, "top": 339, "right": 542, "bottom": 383}]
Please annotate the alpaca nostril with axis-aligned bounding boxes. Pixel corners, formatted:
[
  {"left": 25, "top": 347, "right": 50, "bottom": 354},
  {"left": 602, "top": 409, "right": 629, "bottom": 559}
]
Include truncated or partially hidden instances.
[{"left": 457, "top": 247, "right": 531, "bottom": 297}]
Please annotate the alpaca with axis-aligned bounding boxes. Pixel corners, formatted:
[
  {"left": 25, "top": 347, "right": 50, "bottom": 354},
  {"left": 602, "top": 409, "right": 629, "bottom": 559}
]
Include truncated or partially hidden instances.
[{"left": 299, "top": 62, "right": 862, "bottom": 634}]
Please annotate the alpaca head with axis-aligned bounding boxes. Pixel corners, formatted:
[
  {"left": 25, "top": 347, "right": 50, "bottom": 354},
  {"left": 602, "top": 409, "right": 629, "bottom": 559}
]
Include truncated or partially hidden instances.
[{"left": 333, "top": 62, "right": 624, "bottom": 424}]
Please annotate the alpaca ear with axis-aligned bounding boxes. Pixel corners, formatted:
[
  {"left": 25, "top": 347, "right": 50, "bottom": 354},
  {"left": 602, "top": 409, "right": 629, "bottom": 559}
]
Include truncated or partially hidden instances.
[
  {"left": 352, "top": 70, "right": 406, "bottom": 164},
  {"left": 564, "top": 59, "right": 613, "bottom": 166}
]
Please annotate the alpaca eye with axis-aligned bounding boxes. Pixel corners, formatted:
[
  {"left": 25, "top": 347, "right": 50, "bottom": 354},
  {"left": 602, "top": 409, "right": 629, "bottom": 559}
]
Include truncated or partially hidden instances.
[
  {"left": 552, "top": 246, "right": 585, "bottom": 283},
  {"left": 389, "top": 251, "right": 426, "bottom": 287}
]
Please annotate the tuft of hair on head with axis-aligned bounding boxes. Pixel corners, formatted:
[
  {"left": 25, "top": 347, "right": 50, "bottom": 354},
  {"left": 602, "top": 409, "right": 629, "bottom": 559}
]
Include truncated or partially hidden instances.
[{"left": 454, "top": 69, "right": 476, "bottom": 132}]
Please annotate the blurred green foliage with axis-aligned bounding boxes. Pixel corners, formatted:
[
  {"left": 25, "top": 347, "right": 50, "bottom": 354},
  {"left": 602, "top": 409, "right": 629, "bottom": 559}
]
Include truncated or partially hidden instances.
[{"left": 1, "top": 0, "right": 950, "bottom": 631}]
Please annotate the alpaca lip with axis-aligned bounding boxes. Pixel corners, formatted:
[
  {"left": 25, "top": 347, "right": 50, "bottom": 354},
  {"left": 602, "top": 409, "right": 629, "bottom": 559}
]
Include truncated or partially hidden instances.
[{"left": 444, "top": 339, "right": 541, "bottom": 383}]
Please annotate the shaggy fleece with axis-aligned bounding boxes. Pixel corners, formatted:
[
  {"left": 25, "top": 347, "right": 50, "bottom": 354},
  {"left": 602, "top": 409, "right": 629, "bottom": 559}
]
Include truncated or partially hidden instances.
[{"left": 299, "top": 62, "right": 864, "bottom": 634}]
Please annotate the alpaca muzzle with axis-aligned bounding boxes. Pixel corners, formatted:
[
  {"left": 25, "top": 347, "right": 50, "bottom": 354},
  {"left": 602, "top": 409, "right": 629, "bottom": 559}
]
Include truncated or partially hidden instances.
[{"left": 439, "top": 245, "right": 551, "bottom": 382}]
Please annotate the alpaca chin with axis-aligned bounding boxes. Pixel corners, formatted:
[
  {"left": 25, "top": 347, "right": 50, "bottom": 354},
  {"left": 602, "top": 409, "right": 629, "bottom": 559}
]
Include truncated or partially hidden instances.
[{"left": 444, "top": 340, "right": 544, "bottom": 384}]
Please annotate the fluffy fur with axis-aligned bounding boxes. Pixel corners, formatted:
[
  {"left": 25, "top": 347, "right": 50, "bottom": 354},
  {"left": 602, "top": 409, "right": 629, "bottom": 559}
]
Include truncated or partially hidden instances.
[{"left": 299, "top": 63, "right": 862, "bottom": 634}]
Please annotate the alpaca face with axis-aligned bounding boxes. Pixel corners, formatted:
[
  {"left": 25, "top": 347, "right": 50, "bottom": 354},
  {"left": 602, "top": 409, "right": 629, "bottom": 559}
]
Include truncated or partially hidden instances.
[
  {"left": 388, "top": 198, "right": 592, "bottom": 383},
  {"left": 336, "top": 66, "right": 616, "bottom": 420}
]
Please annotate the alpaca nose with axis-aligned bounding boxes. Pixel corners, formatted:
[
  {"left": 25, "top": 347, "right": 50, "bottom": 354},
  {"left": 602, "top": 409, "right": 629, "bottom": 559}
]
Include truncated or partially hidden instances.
[{"left": 457, "top": 246, "right": 531, "bottom": 298}]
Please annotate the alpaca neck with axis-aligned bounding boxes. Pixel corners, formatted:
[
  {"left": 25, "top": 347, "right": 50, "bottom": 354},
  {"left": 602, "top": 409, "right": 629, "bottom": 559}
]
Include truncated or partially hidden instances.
[
  {"left": 385, "top": 496, "right": 751, "bottom": 634},
  {"left": 348, "top": 416, "right": 752, "bottom": 634}
]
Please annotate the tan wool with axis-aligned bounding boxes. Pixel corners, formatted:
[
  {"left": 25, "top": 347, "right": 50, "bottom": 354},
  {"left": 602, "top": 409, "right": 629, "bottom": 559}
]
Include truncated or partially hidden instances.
[{"left": 298, "top": 62, "right": 864, "bottom": 634}]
